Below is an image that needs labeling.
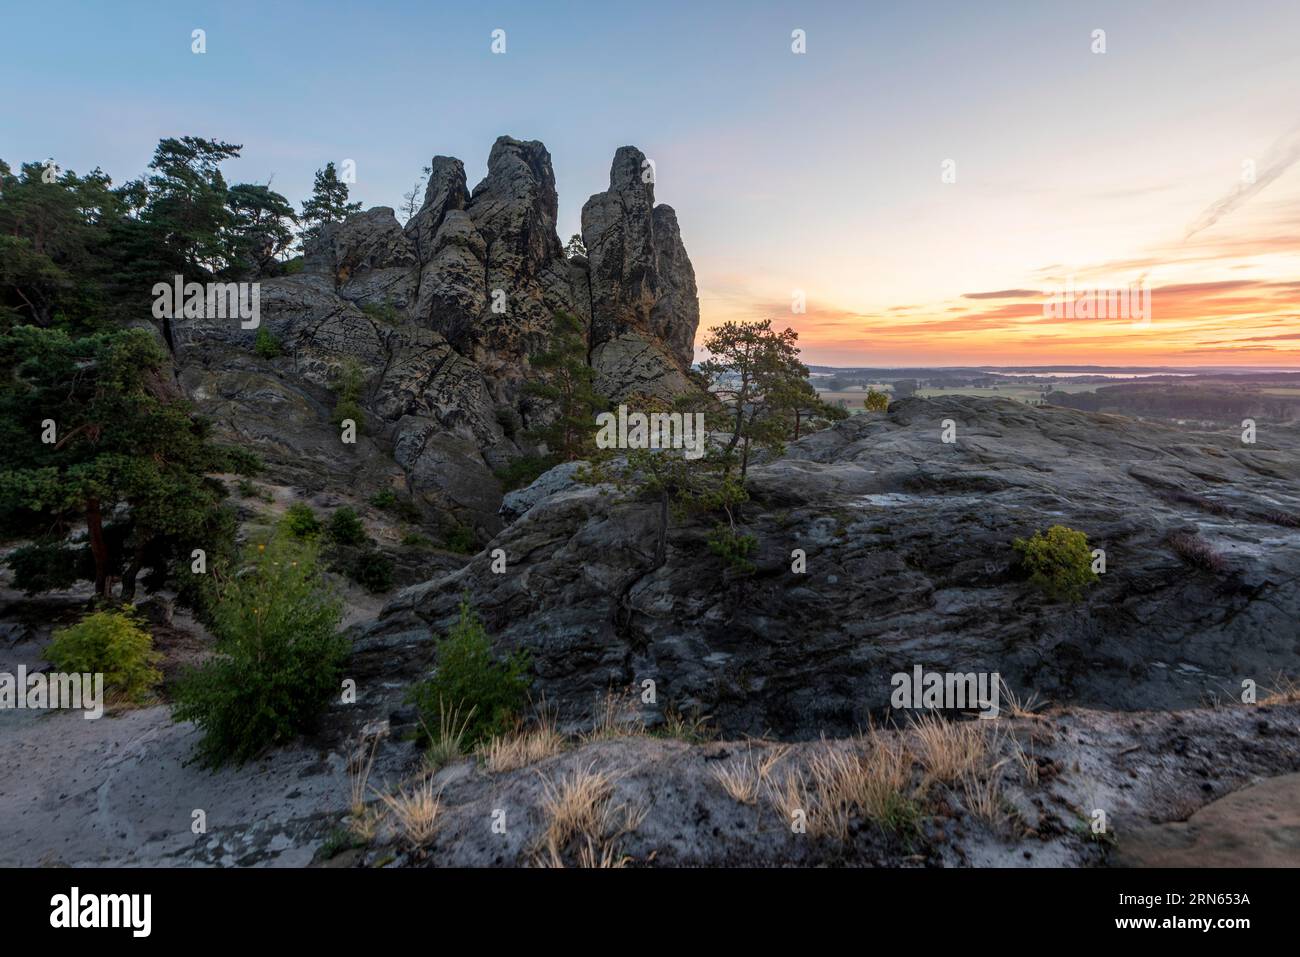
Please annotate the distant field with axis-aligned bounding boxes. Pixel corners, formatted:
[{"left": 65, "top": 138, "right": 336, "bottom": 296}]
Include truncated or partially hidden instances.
[
  {"left": 817, "top": 381, "right": 1103, "bottom": 407},
  {"left": 1262, "top": 388, "right": 1300, "bottom": 396},
  {"left": 915, "top": 386, "right": 1042, "bottom": 402},
  {"left": 818, "top": 388, "right": 892, "bottom": 406}
]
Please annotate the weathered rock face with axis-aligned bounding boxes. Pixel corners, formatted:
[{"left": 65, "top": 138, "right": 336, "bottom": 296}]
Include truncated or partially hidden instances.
[
  {"left": 368, "top": 396, "right": 1300, "bottom": 738},
  {"left": 582, "top": 146, "right": 700, "bottom": 396},
  {"left": 175, "top": 136, "right": 702, "bottom": 534},
  {"left": 305, "top": 206, "right": 418, "bottom": 309}
]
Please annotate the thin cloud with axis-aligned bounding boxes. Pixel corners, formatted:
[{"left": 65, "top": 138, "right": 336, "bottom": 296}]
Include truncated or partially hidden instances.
[{"left": 961, "top": 289, "right": 1041, "bottom": 300}]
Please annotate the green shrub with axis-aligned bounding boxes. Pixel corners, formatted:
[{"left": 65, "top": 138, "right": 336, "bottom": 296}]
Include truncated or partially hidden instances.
[
  {"left": 332, "top": 359, "right": 367, "bottom": 432},
  {"left": 707, "top": 524, "right": 758, "bottom": 573},
  {"left": 1013, "top": 524, "right": 1099, "bottom": 601},
  {"left": 864, "top": 388, "right": 890, "bottom": 412},
  {"left": 327, "top": 506, "right": 367, "bottom": 546},
  {"left": 334, "top": 399, "right": 365, "bottom": 433},
  {"left": 349, "top": 548, "right": 394, "bottom": 593},
  {"left": 401, "top": 532, "right": 433, "bottom": 549},
  {"left": 407, "top": 599, "right": 530, "bottom": 748},
  {"left": 253, "top": 327, "right": 282, "bottom": 359},
  {"left": 493, "top": 454, "right": 557, "bottom": 492},
  {"left": 369, "top": 488, "right": 423, "bottom": 522},
  {"left": 46, "top": 608, "right": 162, "bottom": 703},
  {"left": 360, "top": 299, "right": 402, "bottom": 325},
  {"left": 171, "top": 538, "right": 347, "bottom": 767},
  {"left": 442, "top": 522, "right": 477, "bottom": 555},
  {"left": 281, "top": 502, "right": 321, "bottom": 538}
]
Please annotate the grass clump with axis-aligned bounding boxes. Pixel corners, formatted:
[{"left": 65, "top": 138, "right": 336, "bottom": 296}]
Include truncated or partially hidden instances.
[
  {"left": 377, "top": 777, "right": 442, "bottom": 849},
  {"left": 45, "top": 608, "right": 162, "bottom": 703},
  {"left": 481, "top": 708, "right": 565, "bottom": 773},
  {"left": 407, "top": 598, "right": 531, "bottom": 749},
  {"left": 1012, "top": 524, "right": 1098, "bottom": 601},
  {"left": 421, "top": 698, "right": 475, "bottom": 772},
  {"left": 1167, "top": 531, "right": 1228, "bottom": 574},
  {"left": 171, "top": 537, "right": 348, "bottom": 767}
]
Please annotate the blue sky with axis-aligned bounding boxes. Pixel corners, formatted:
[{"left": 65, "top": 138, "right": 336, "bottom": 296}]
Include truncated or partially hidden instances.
[{"left": 4, "top": 0, "right": 1299, "bottom": 365}]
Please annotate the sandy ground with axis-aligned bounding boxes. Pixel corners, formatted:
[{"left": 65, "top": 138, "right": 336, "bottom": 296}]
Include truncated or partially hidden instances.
[{"left": 0, "top": 703, "right": 348, "bottom": 866}]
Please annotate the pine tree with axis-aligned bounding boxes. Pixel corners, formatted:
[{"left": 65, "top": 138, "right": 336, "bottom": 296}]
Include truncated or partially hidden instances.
[
  {"left": 523, "top": 311, "right": 608, "bottom": 461},
  {"left": 0, "top": 326, "right": 253, "bottom": 599},
  {"left": 300, "top": 161, "right": 361, "bottom": 243},
  {"left": 224, "top": 182, "right": 297, "bottom": 275},
  {"left": 700, "top": 319, "right": 825, "bottom": 481}
]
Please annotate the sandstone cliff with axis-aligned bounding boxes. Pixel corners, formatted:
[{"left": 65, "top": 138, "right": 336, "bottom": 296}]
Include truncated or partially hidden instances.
[
  {"left": 176, "top": 137, "right": 701, "bottom": 536},
  {"left": 368, "top": 395, "right": 1300, "bottom": 736}
]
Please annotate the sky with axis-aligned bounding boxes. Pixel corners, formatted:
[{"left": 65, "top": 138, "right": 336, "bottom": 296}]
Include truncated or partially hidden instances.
[{"left": 3, "top": 0, "right": 1299, "bottom": 368}]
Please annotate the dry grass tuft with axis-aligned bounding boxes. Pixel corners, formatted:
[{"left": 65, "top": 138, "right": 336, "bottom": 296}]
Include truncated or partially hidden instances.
[
  {"left": 482, "top": 711, "right": 565, "bottom": 773},
  {"left": 535, "top": 761, "right": 645, "bottom": 867},
  {"left": 997, "top": 676, "right": 1046, "bottom": 720},
  {"left": 346, "top": 732, "right": 382, "bottom": 841},
  {"left": 376, "top": 775, "right": 442, "bottom": 849},
  {"left": 1010, "top": 738, "right": 1040, "bottom": 787},
  {"left": 421, "top": 698, "right": 475, "bottom": 773},
  {"left": 1260, "top": 674, "right": 1300, "bottom": 705},
  {"left": 658, "top": 707, "right": 716, "bottom": 742},
  {"left": 765, "top": 734, "right": 919, "bottom": 839},
  {"left": 960, "top": 763, "right": 1010, "bottom": 830},
  {"left": 711, "top": 745, "right": 788, "bottom": 805},
  {"left": 911, "top": 714, "right": 992, "bottom": 785},
  {"left": 765, "top": 767, "right": 812, "bottom": 832},
  {"left": 581, "top": 688, "right": 646, "bottom": 742}
]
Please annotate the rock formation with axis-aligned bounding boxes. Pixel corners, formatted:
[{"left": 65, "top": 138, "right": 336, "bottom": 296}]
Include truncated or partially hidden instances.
[
  {"left": 176, "top": 136, "right": 702, "bottom": 535},
  {"left": 368, "top": 396, "right": 1300, "bottom": 736},
  {"left": 580, "top": 146, "right": 700, "bottom": 400}
]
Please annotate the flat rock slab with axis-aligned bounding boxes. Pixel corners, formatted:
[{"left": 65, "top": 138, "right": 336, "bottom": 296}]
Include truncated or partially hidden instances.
[{"left": 1115, "top": 772, "right": 1300, "bottom": 868}]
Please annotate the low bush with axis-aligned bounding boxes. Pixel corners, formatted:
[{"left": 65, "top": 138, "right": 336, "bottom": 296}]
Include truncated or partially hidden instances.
[
  {"left": 281, "top": 502, "right": 321, "bottom": 538},
  {"left": 5, "top": 541, "right": 90, "bottom": 595},
  {"left": 407, "top": 599, "right": 531, "bottom": 748},
  {"left": 707, "top": 524, "right": 758, "bottom": 573},
  {"left": 349, "top": 548, "right": 394, "bottom": 593},
  {"left": 253, "top": 327, "right": 282, "bottom": 359},
  {"left": 171, "top": 538, "right": 347, "bottom": 767},
  {"left": 46, "top": 608, "right": 162, "bottom": 703},
  {"left": 1012, "top": 524, "right": 1099, "bottom": 601},
  {"left": 864, "top": 388, "right": 890, "bottom": 412},
  {"left": 327, "top": 506, "right": 367, "bottom": 547},
  {"left": 442, "top": 522, "right": 477, "bottom": 555}
]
